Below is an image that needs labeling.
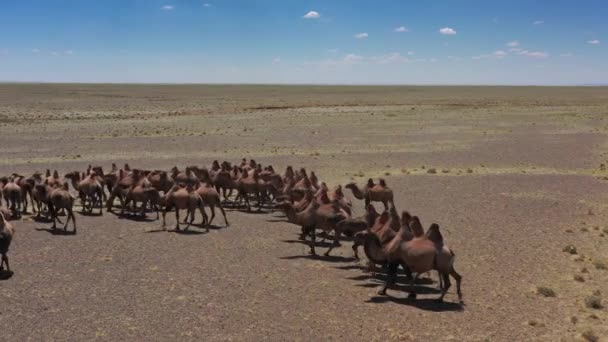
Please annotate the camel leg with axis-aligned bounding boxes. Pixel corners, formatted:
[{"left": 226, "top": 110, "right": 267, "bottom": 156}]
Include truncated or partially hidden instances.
[
  {"left": 324, "top": 231, "right": 342, "bottom": 257},
  {"left": 401, "top": 264, "right": 413, "bottom": 279},
  {"left": 256, "top": 191, "right": 263, "bottom": 212},
  {"left": 308, "top": 225, "right": 316, "bottom": 255},
  {"left": 1, "top": 254, "right": 8, "bottom": 272},
  {"left": 378, "top": 263, "right": 398, "bottom": 295},
  {"left": 175, "top": 208, "right": 182, "bottom": 231},
  {"left": 451, "top": 268, "right": 463, "bottom": 303},
  {"left": 70, "top": 208, "right": 76, "bottom": 234},
  {"left": 207, "top": 204, "right": 215, "bottom": 227},
  {"left": 408, "top": 273, "right": 420, "bottom": 299},
  {"left": 161, "top": 206, "right": 168, "bottom": 230},
  {"left": 199, "top": 205, "right": 209, "bottom": 232},
  {"left": 383, "top": 200, "right": 388, "bottom": 211},
  {"left": 106, "top": 194, "right": 115, "bottom": 211},
  {"left": 218, "top": 203, "right": 229, "bottom": 227},
  {"left": 436, "top": 271, "right": 451, "bottom": 302}
]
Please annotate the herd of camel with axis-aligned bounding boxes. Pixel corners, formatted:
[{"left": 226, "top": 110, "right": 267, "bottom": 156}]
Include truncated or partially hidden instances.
[{"left": 0, "top": 158, "right": 463, "bottom": 303}]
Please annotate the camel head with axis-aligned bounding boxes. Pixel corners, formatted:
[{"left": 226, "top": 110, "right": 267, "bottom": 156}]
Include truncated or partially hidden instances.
[{"left": 92, "top": 166, "right": 104, "bottom": 176}]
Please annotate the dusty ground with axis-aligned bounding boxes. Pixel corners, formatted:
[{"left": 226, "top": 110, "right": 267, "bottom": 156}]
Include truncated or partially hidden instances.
[{"left": 1, "top": 84, "right": 608, "bottom": 341}]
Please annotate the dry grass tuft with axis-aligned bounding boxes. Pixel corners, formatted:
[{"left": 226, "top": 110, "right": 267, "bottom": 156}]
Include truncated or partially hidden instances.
[
  {"left": 537, "top": 286, "right": 556, "bottom": 297},
  {"left": 574, "top": 274, "right": 585, "bottom": 282},
  {"left": 427, "top": 168, "right": 437, "bottom": 174},
  {"left": 584, "top": 295, "right": 603, "bottom": 309},
  {"left": 581, "top": 328, "right": 599, "bottom": 342},
  {"left": 563, "top": 245, "right": 577, "bottom": 254},
  {"left": 593, "top": 260, "right": 607, "bottom": 270}
]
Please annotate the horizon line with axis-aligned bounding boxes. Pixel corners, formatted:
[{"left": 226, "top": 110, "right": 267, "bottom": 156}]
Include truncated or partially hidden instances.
[{"left": 1, "top": 81, "right": 607, "bottom": 87}]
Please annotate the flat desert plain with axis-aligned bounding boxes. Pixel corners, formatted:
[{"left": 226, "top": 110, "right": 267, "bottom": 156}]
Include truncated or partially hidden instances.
[{"left": 1, "top": 84, "right": 608, "bottom": 341}]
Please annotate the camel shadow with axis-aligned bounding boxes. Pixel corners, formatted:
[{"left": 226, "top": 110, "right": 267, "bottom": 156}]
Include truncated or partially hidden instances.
[
  {"left": 77, "top": 211, "right": 103, "bottom": 217},
  {"left": 281, "top": 239, "right": 335, "bottom": 248},
  {"left": 348, "top": 274, "right": 436, "bottom": 286},
  {"left": 167, "top": 228, "right": 207, "bottom": 235},
  {"left": 280, "top": 254, "right": 357, "bottom": 263},
  {"left": 35, "top": 227, "right": 77, "bottom": 236},
  {"left": 366, "top": 295, "right": 464, "bottom": 312},
  {"left": 32, "top": 216, "right": 53, "bottom": 223},
  {"left": 266, "top": 219, "right": 289, "bottom": 223},
  {"left": 188, "top": 222, "right": 225, "bottom": 231},
  {"left": 0, "top": 270, "right": 14, "bottom": 280}
]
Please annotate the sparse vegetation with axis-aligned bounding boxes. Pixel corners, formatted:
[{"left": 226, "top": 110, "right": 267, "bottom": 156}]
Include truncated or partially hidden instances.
[
  {"left": 574, "top": 274, "right": 585, "bottom": 282},
  {"left": 427, "top": 168, "right": 437, "bottom": 174},
  {"left": 593, "top": 260, "right": 607, "bottom": 270},
  {"left": 537, "top": 286, "right": 556, "bottom": 297},
  {"left": 563, "top": 245, "right": 577, "bottom": 254},
  {"left": 581, "top": 328, "right": 599, "bottom": 342},
  {"left": 584, "top": 295, "right": 603, "bottom": 309}
]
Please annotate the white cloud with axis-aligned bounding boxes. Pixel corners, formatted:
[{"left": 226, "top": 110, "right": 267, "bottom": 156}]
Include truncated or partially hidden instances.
[
  {"left": 354, "top": 32, "right": 368, "bottom": 39},
  {"left": 439, "top": 27, "right": 456, "bottom": 35},
  {"left": 64, "top": 50, "right": 73, "bottom": 55},
  {"left": 506, "top": 40, "right": 519, "bottom": 47},
  {"left": 407, "top": 51, "right": 415, "bottom": 56},
  {"left": 472, "top": 50, "right": 508, "bottom": 60},
  {"left": 533, "top": 20, "right": 544, "bottom": 25},
  {"left": 519, "top": 50, "right": 549, "bottom": 58},
  {"left": 302, "top": 11, "right": 320, "bottom": 19},
  {"left": 372, "top": 52, "right": 409, "bottom": 64},
  {"left": 494, "top": 50, "right": 507, "bottom": 58},
  {"left": 32, "top": 48, "right": 40, "bottom": 53},
  {"left": 509, "top": 47, "right": 522, "bottom": 53},
  {"left": 161, "top": 5, "right": 174, "bottom": 10},
  {"left": 587, "top": 39, "right": 600, "bottom": 45},
  {"left": 394, "top": 26, "right": 408, "bottom": 33},
  {"left": 203, "top": 3, "right": 212, "bottom": 7},
  {"left": 560, "top": 52, "right": 574, "bottom": 57},
  {"left": 343, "top": 54, "right": 363, "bottom": 63},
  {"left": 272, "top": 58, "right": 281, "bottom": 64}
]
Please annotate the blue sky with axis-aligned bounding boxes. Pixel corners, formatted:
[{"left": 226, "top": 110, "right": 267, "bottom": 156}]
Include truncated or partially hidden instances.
[{"left": 0, "top": 0, "right": 606, "bottom": 84}]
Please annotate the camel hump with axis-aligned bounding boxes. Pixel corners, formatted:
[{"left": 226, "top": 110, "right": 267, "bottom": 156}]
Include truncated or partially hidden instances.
[
  {"left": 401, "top": 211, "right": 412, "bottom": 226},
  {"left": 426, "top": 223, "right": 444, "bottom": 245},
  {"left": 62, "top": 183, "right": 69, "bottom": 191},
  {"left": 410, "top": 216, "right": 425, "bottom": 237},
  {"left": 53, "top": 170, "right": 59, "bottom": 178},
  {"left": 366, "top": 178, "right": 374, "bottom": 187},
  {"left": 379, "top": 178, "right": 387, "bottom": 187}
]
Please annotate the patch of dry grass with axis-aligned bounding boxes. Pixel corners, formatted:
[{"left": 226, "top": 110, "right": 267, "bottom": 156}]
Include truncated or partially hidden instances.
[{"left": 537, "top": 286, "right": 556, "bottom": 297}]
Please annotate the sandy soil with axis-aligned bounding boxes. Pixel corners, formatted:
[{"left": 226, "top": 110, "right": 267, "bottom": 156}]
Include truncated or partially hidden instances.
[{"left": 1, "top": 84, "right": 607, "bottom": 341}]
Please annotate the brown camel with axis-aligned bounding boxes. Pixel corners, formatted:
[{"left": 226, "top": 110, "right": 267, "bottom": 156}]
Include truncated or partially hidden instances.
[
  {"left": 195, "top": 182, "right": 229, "bottom": 227},
  {"left": 0, "top": 211, "right": 15, "bottom": 272},
  {"left": 147, "top": 170, "right": 174, "bottom": 193},
  {"left": 345, "top": 178, "right": 394, "bottom": 210},
  {"left": 280, "top": 198, "right": 346, "bottom": 255},
  {"left": 326, "top": 204, "right": 379, "bottom": 258},
  {"left": 65, "top": 171, "right": 104, "bottom": 215},
  {"left": 125, "top": 184, "right": 161, "bottom": 219},
  {"left": 48, "top": 183, "right": 77, "bottom": 233},
  {"left": 1, "top": 177, "right": 22, "bottom": 218},
  {"left": 235, "top": 170, "right": 264, "bottom": 212},
  {"left": 162, "top": 184, "right": 207, "bottom": 231},
  {"left": 212, "top": 166, "right": 237, "bottom": 201},
  {"left": 363, "top": 215, "right": 462, "bottom": 303}
]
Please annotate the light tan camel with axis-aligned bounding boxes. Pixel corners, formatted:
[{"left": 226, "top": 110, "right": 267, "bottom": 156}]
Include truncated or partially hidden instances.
[
  {"left": 345, "top": 178, "right": 394, "bottom": 210},
  {"left": 326, "top": 204, "right": 379, "bottom": 258},
  {"left": 1, "top": 177, "right": 22, "bottom": 218},
  {"left": 65, "top": 171, "right": 104, "bottom": 215},
  {"left": 162, "top": 184, "right": 207, "bottom": 231},
  {"left": 195, "top": 182, "right": 229, "bottom": 227},
  {"left": 0, "top": 211, "right": 15, "bottom": 272},
  {"left": 48, "top": 183, "right": 77, "bottom": 233}
]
